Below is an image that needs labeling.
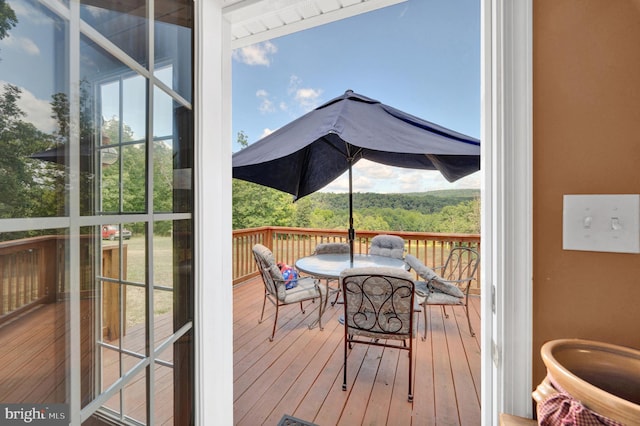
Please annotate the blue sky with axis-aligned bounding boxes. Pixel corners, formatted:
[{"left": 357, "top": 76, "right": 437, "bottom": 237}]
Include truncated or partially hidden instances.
[{"left": 232, "top": 0, "right": 480, "bottom": 194}]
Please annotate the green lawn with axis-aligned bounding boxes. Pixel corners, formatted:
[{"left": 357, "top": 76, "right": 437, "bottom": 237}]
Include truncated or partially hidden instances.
[{"left": 112, "top": 235, "right": 175, "bottom": 328}]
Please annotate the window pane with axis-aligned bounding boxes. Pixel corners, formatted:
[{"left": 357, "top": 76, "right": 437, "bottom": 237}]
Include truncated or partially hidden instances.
[
  {"left": 80, "top": 2, "right": 148, "bottom": 69},
  {"left": 172, "top": 106, "right": 193, "bottom": 214},
  {"left": 154, "top": 0, "right": 193, "bottom": 103},
  {"left": 122, "top": 143, "right": 147, "bottom": 213},
  {"left": 153, "top": 220, "right": 173, "bottom": 344},
  {"left": 154, "top": 362, "right": 173, "bottom": 424},
  {"left": 80, "top": 33, "right": 147, "bottom": 216},
  {"left": 123, "top": 370, "right": 147, "bottom": 424},
  {"left": 103, "top": 356, "right": 146, "bottom": 421},
  {"left": 0, "top": 2, "right": 68, "bottom": 219},
  {"left": 100, "top": 146, "right": 121, "bottom": 213},
  {"left": 171, "top": 219, "right": 192, "bottom": 331},
  {"left": 122, "top": 75, "right": 147, "bottom": 142},
  {"left": 0, "top": 230, "right": 69, "bottom": 404},
  {"left": 154, "top": 89, "right": 193, "bottom": 214},
  {"left": 153, "top": 139, "right": 174, "bottom": 212}
]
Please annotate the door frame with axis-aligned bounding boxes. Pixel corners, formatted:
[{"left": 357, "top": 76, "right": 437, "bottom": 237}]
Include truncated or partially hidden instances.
[
  {"left": 481, "top": 1, "right": 533, "bottom": 423},
  {"left": 194, "top": 0, "right": 534, "bottom": 424}
]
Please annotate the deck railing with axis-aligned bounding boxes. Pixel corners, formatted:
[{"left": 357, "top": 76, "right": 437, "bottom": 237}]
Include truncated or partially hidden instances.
[
  {"left": 0, "top": 236, "right": 59, "bottom": 323},
  {"left": 233, "top": 226, "right": 481, "bottom": 294},
  {"left": 0, "top": 236, "right": 126, "bottom": 335},
  {"left": 0, "top": 227, "right": 481, "bottom": 325}
]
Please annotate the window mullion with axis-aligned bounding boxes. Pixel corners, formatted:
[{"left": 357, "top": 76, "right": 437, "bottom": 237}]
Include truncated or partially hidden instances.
[
  {"left": 69, "top": 1, "right": 82, "bottom": 424},
  {"left": 146, "top": 0, "right": 156, "bottom": 423}
]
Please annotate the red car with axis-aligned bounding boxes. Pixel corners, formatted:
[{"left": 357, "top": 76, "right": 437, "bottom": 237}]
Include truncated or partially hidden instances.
[{"left": 102, "top": 225, "right": 132, "bottom": 240}]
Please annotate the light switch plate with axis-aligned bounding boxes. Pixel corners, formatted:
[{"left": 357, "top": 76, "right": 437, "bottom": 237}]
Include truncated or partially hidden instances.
[{"left": 563, "top": 194, "right": 640, "bottom": 253}]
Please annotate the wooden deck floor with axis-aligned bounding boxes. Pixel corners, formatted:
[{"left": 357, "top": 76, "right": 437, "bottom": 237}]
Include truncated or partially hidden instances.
[
  {"left": 0, "top": 276, "right": 481, "bottom": 425},
  {"left": 233, "top": 276, "right": 481, "bottom": 425}
]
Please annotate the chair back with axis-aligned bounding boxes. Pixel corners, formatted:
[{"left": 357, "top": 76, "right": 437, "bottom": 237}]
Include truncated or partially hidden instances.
[
  {"left": 313, "top": 242, "right": 350, "bottom": 255},
  {"left": 340, "top": 267, "right": 415, "bottom": 339},
  {"left": 369, "top": 234, "right": 405, "bottom": 259},
  {"left": 252, "top": 244, "right": 286, "bottom": 300},
  {"left": 441, "top": 247, "right": 480, "bottom": 289}
]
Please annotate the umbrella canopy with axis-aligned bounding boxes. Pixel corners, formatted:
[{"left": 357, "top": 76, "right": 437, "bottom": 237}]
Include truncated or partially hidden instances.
[
  {"left": 30, "top": 144, "right": 118, "bottom": 168},
  {"left": 232, "top": 90, "right": 481, "bottom": 259}
]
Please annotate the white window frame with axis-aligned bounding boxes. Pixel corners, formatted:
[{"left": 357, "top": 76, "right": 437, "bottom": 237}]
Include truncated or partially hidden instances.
[{"left": 194, "top": 0, "right": 534, "bottom": 424}]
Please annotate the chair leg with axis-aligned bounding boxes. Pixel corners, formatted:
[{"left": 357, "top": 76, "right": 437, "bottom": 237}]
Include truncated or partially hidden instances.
[
  {"left": 331, "top": 282, "right": 341, "bottom": 306},
  {"left": 269, "top": 302, "right": 279, "bottom": 342},
  {"left": 465, "top": 304, "right": 475, "bottom": 336},
  {"left": 311, "top": 292, "right": 324, "bottom": 331},
  {"left": 342, "top": 335, "right": 348, "bottom": 391},
  {"left": 299, "top": 301, "right": 306, "bottom": 314},
  {"left": 259, "top": 292, "right": 267, "bottom": 324},
  {"left": 442, "top": 305, "right": 449, "bottom": 318},
  {"left": 408, "top": 340, "right": 413, "bottom": 402},
  {"left": 422, "top": 305, "right": 428, "bottom": 341}
]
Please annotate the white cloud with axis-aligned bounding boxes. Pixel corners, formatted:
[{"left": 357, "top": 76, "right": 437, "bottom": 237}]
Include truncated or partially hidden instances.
[
  {"left": 232, "top": 41, "right": 277, "bottom": 66},
  {"left": 1, "top": 34, "right": 40, "bottom": 55},
  {"left": 357, "top": 161, "right": 396, "bottom": 179},
  {"left": 319, "top": 160, "right": 480, "bottom": 194},
  {"left": 9, "top": 2, "right": 48, "bottom": 25},
  {"left": 0, "top": 81, "right": 55, "bottom": 134},
  {"left": 260, "top": 128, "right": 275, "bottom": 139},
  {"left": 256, "top": 89, "right": 275, "bottom": 113},
  {"left": 259, "top": 98, "right": 274, "bottom": 113},
  {"left": 294, "top": 88, "right": 323, "bottom": 111},
  {"left": 286, "top": 75, "right": 323, "bottom": 112},
  {"left": 288, "top": 75, "right": 303, "bottom": 94}
]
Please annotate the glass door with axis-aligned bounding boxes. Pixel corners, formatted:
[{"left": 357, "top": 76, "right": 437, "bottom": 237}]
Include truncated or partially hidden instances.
[{"left": 0, "top": 0, "right": 194, "bottom": 424}]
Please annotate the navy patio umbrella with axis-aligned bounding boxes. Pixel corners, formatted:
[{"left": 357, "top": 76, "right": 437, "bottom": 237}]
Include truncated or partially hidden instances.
[
  {"left": 232, "top": 90, "right": 480, "bottom": 261},
  {"left": 30, "top": 144, "right": 119, "bottom": 168}
]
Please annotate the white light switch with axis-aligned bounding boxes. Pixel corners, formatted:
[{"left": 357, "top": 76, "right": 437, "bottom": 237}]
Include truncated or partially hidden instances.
[{"left": 563, "top": 194, "right": 640, "bottom": 253}]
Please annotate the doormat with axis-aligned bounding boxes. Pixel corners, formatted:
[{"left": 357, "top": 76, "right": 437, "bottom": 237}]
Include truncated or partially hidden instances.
[{"left": 277, "top": 414, "right": 318, "bottom": 426}]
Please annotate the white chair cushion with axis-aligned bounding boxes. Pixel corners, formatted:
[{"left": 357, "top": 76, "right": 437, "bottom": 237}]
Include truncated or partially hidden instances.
[
  {"left": 369, "top": 235, "right": 405, "bottom": 259},
  {"left": 405, "top": 254, "right": 464, "bottom": 299},
  {"left": 283, "top": 276, "right": 325, "bottom": 303}
]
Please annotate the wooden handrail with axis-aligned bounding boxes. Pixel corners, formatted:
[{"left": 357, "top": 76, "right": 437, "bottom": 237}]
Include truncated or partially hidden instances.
[
  {"left": 0, "top": 236, "right": 58, "bottom": 322},
  {"left": 232, "top": 226, "right": 481, "bottom": 294},
  {"left": 0, "top": 235, "right": 127, "bottom": 329},
  {"left": 0, "top": 227, "right": 481, "bottom": 326}
]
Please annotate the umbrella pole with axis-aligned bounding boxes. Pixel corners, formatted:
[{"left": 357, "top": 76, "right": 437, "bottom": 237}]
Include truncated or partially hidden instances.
[{"left": 348, "top": 160, "right": 354, "bottom": 264}]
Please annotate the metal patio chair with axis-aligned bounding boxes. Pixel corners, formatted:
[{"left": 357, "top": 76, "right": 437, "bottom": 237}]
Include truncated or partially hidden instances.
[
  {"left": 405, "top": 247, "right": 480, "bottom": 340},
  {"left": 340, "top": 266, "right": 416, "bottom": 402},
  {"left": 253, "top": 244, "right": 327, "bottom": 341}
]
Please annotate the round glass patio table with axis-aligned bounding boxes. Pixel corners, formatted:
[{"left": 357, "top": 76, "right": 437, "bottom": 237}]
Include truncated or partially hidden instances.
[
  {"left": 295, "top": 253, "right": 407, "bottom": 279},
  {"left": 296, "top": 253, "right": 408, "bottom": 325}
]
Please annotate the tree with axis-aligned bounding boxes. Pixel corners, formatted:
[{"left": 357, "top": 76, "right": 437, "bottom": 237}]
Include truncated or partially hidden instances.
[
  {"left": 0, "top": 0, "right": 17, "bottom": 59},
  {"left": 0, "top": 84, "right": 61, "bottom": 235},
  {"left": 232, "top": 179, "right": 294, "bottom": 229},
  {"left": 237, "top": 130, "right": 249, "bottom": 148},
  {"left": 291, "top": 197, "right": 312, "bottom": 228},
  {"left": 232, "top": 130, "right": 296, "bottom": 229},
  {"left": 101, "top": 117, "right": 141, "bottom": 212},
  {"left": 430, "top": 199, "right": 480, "bottom": 234},
  {"left": 153, "top": 140, "right": 174, "bottom": 214}
]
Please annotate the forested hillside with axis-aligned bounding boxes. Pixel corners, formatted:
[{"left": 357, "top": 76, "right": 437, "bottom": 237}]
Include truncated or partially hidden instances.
[{"left": 232, "top": 180, "right": 480, "bottom": 234}]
